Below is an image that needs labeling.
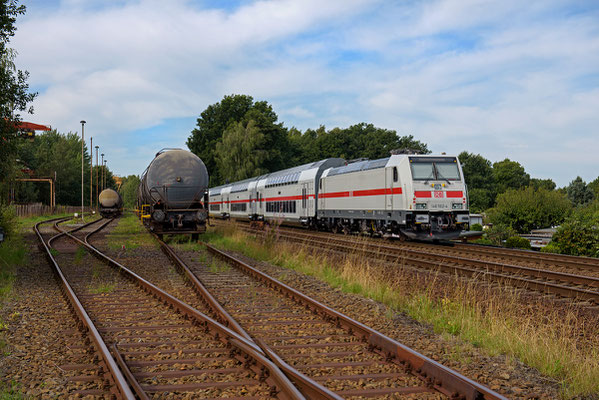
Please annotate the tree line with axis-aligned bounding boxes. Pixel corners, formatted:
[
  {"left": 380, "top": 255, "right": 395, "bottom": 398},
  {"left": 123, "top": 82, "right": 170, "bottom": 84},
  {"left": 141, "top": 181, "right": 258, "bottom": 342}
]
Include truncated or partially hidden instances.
[
  {"left": 186, "top": 94, "right": 429, "bottom": 186},
  {"left": 11, "top": 130, "right": 117, "bottom": 206}
]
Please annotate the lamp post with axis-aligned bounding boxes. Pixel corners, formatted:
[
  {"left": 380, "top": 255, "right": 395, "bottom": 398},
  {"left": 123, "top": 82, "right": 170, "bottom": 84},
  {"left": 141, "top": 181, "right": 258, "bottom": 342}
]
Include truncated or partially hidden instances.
[
  {"left": 104, "top": 160, "right": 107, "bottom": 189},
  {"left": 80, "top": 120, "right": 86, "bottom": 221},
  {"left": 95, "top": 146, "right": 99, "bottom": 208},
  {"left": 90, "top": 136, "right": 93, "bottom": 213},
  {"left": 101, "top": 153, "right": 104, "bottom": 191}
]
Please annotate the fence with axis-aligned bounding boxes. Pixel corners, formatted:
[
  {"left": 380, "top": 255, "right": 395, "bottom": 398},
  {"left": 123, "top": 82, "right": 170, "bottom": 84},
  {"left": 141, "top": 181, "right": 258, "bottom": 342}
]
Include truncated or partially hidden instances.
[{"left": 11, "top": 203, "right": 92, "bottom": 218}]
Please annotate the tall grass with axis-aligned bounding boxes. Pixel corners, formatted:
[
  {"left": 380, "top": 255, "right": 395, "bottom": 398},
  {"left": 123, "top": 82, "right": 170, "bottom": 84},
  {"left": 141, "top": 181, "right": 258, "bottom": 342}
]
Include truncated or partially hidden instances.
[
  {"left": 107, "top": 214, "right": 156, "bottom": 250},
  {"left": 201, "top": 223, "right": 599, "bottom": 399}
]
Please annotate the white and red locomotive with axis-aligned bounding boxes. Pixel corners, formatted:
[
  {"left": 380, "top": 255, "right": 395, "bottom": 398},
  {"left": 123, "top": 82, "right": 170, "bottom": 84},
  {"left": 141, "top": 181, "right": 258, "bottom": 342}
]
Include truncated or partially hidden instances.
[{"left": 209, "top": 154, "right": 470, "bottom": 240}]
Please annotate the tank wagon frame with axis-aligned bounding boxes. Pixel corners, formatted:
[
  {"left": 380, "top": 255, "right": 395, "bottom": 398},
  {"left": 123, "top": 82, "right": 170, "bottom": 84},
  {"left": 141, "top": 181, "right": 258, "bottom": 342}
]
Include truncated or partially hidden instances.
[
  {"left": 138, "top": 149, "right": 209, "bottom": 238},
  {"left": 210, "top": 154, "right": 469, "bottom": 241}
]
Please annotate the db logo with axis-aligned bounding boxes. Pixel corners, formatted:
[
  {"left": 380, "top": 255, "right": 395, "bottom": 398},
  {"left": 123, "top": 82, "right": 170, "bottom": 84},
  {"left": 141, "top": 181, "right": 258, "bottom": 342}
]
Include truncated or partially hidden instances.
[{"left": 434, "top": 191, "right": 444, "bottom": 198}]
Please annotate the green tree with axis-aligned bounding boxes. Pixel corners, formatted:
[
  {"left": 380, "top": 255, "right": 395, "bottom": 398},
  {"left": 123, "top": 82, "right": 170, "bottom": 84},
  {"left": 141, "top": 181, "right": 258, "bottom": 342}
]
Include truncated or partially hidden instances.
[
  {"left": 0, "top": 0, "right": 36, "bottom": 204},
  {"left": 397, "top": 134, "right": 430, "bottom": 155},
  {"left": 215, "top": 120, "right": 267, "bottom": 182},
  {"left": 530, "top": 178, "right": 556, "bottom": 191},
  {"left": 187, "top": 94, "right": 289, "bottom": 185},
  {"left": 566, "top": 176, "right": 595, "bottom": 207},
  {"left": 15, "top": 130, "right": 92, "bottom": 205},
  {"left": 290, "top": 123, "right": 430, "bottom": 165},
  {"left": 589, "top": 176, "right": 599, "bottom": 197},
  {"left": 120, "top": 174, "right": 140, "bottom": 209},
  {"left": 458, "top": 152, "right": 495, "bottom": 211},
  {"left": 487, "top": 186, "right": 570, "bottom": 233},
  {"left": 492, "top": 159, "right": 530, "bottom": 194}
]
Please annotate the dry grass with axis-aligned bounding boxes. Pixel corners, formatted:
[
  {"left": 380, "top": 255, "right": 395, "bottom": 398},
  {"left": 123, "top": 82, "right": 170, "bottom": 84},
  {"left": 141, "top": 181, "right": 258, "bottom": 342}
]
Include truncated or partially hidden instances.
[{"left": 203, "top": 222, "right": 599, "bottom": 399}]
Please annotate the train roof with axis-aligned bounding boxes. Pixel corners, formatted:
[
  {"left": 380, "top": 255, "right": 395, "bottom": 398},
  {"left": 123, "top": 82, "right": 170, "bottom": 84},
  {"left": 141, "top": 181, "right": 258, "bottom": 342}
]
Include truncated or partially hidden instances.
[
  {"left": 327, "top": 157, "right": 390, "bottom": 177},
  {"left": 209, "top": 158, "right": 345, "bottom": 193}
]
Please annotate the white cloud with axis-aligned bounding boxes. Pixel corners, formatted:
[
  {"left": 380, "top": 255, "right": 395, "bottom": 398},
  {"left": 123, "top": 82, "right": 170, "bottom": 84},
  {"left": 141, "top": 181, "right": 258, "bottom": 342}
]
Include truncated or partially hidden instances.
[{"left": 10, "top": 0, "right": 599, "bottom": 185}]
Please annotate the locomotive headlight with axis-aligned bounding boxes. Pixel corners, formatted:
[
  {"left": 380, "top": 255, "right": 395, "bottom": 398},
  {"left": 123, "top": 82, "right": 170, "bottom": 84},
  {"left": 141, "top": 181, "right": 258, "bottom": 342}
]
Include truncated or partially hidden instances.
[
  {"left": 196, "top": 210, "right": 207, "bottom": 221},
  {"left": 415, "top": 203, "right": 427, "bottom": 210},
  {"left": 152, "top": 210, "right": 165, "bottom": 221},
  {"left": 452, "top": 203, "right": 463, "bottom": 210}
]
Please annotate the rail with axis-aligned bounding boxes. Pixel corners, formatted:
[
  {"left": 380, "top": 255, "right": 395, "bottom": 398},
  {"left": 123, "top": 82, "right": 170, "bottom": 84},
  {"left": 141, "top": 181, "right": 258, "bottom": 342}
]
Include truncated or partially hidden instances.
[{"left": 34, "top": 217, "right": 136, "bottom": 400}]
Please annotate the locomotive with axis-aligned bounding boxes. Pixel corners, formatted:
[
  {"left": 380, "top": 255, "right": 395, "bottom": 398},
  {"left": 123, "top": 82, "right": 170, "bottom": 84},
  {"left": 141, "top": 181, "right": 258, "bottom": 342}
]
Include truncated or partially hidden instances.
[
  {"left": 209, "top": 154, "right": 470, "bottom": 241},
  {"left": 98, "top": 188, "right": 123, "bottom": 218},
  {"left": 138, "top": 149, "right": 209, "bottom": 239}
]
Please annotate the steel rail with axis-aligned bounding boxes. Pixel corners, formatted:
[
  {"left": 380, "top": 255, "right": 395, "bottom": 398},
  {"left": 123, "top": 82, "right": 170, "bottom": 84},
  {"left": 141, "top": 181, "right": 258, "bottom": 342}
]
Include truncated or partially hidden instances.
[
  {"left": 61, "top": 220, "right": 306, "bottom": 400},
  {"left": 204, "top": 243, "right": 508, "bottom": 400},
  {"left": 151, "top": 232, "right": 254, "bottom": 342},
  {"left": 454, "top": 242, "right": 599, "bottom": 269},
  {"left": 152, "top": 235, "right": 344, "bottom": 400},
  {"left": 246, "top": 227, "right": 599, "bottom": 303},
  {"left": 34, "top": 218, "right": 136, "bottom": 400},
  {"left": 228, "top": 218, "right": 599, "bottom": 271},
  {"left": 284, "top": 231, "right": 599, "bottom": 289}
]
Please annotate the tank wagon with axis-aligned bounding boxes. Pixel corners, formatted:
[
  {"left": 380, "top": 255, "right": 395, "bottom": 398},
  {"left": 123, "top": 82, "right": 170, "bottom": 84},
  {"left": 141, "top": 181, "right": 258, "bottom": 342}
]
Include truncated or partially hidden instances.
[
  {"left": 138, "top": 149, "right": 209, "bottom": 238},
  {"left": 98, "top": 188, "right": 123, "bottom": 218},
  {"left": 210, "top": 154, "right": 469, "bottom": 241}
]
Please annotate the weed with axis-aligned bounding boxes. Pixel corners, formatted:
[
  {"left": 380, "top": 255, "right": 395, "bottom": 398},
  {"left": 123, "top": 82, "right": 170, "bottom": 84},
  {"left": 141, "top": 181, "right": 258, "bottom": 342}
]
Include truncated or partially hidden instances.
[
  {"left": 208, "top": 259, "right": 230, "bottom": 273},
  {"left": 0, "top": 380, "right": 26, "bottom": 399},
  {"left": 91, "top": 264, "right": 102, "bottom": 280},
  {"left": 89, "top": 283, "right": 116, "bottom": 294},
  {"left": 107, "top": 214, "right": 155, "bottom": 250},
  {"left": 0, "top": 237, "right": 26, "bottom": 300},
  {"left": 74, "top": 246, "right": 86, "bottom": 264},
  {"left": 49, "top": 248, "right": 59, "bottom": 257}
]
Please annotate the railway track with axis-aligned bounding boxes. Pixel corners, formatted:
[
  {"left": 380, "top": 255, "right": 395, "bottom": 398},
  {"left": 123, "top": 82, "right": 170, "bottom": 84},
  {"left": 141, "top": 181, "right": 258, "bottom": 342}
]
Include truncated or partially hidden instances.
[
  {"left": 229, "top": 222, "right": 599, "bottom": 306},
  {"left": 34, "top": 214, "right": 508, "bottom": 398},
  {"left": 140, "top": 235, "right": 507, "bottom": 398},
  {"left": 35, "top": 216, "right": 304, "bottom": 399}
]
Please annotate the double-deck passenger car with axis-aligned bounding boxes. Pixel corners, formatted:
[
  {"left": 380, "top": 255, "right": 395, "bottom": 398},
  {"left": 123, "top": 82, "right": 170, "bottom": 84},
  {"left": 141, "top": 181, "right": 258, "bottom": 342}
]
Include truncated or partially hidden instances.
[{"left": 209, "top": 154, "right": 469, "bottom": 240}]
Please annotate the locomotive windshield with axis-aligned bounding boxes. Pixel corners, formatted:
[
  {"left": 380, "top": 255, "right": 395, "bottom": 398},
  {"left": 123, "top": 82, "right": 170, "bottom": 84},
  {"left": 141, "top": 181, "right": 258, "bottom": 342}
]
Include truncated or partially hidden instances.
[{"left": 409, "top": 157, "right": 461, "bottom": 181}]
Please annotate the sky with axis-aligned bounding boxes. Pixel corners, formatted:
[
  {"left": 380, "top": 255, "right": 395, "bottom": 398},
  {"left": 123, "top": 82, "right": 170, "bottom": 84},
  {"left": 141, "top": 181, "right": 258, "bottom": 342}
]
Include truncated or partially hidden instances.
[{"left": 11, "top": 0, "right": 599, "bottom": 187}]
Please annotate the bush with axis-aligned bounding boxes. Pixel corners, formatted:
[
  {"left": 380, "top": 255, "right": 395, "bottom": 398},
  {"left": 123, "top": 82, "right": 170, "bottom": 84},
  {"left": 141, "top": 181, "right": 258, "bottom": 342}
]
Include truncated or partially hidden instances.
[
  {"left": 472, "top": 238, "right": 493, "bottom": 245},
  {"left": 0, "top": 204, "right": 18, "bottom": 238},
  {"left": 540, "top": 242, "right": 559, "bottom": 254},
  {"left": 549, "top": 200, "right": 599, "bottom": 258},
  {"left": 471, "top": 223, "right": 483, "bottom": 231},
  {"left": 505, "top": 236, "right": 532, "bottom": 250},
  {"left": 488, "top": 186, "right": 571, "bottom": 233},
  {"left": 483, "top": 224, "right": 517, "bottom": 246}
]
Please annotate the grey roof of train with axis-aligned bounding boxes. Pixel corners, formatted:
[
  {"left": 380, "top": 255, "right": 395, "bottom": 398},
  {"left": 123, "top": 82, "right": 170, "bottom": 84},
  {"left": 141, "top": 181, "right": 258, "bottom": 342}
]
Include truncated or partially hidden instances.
[
  {"left": 264, "top": 159, "right": 337, "bottom": 186},
  {"left": 210, "top": 158, "right": 344, "bottom": 194},
  {"left": 327, "top": 157, "right": 390, "bottom": 177}
]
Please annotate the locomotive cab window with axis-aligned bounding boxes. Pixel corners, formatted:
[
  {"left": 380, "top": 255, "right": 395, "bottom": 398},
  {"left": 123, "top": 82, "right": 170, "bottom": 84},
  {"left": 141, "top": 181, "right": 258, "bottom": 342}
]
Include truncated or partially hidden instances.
[
  {"left": 393, "top": 167, "right": 398, "bottom": 182},
  {"left": 434, "top": 162, "right": 460, "bottom": 180},
  {"left": 409, "top": 157, "right": 461, "bottom": 181}
]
